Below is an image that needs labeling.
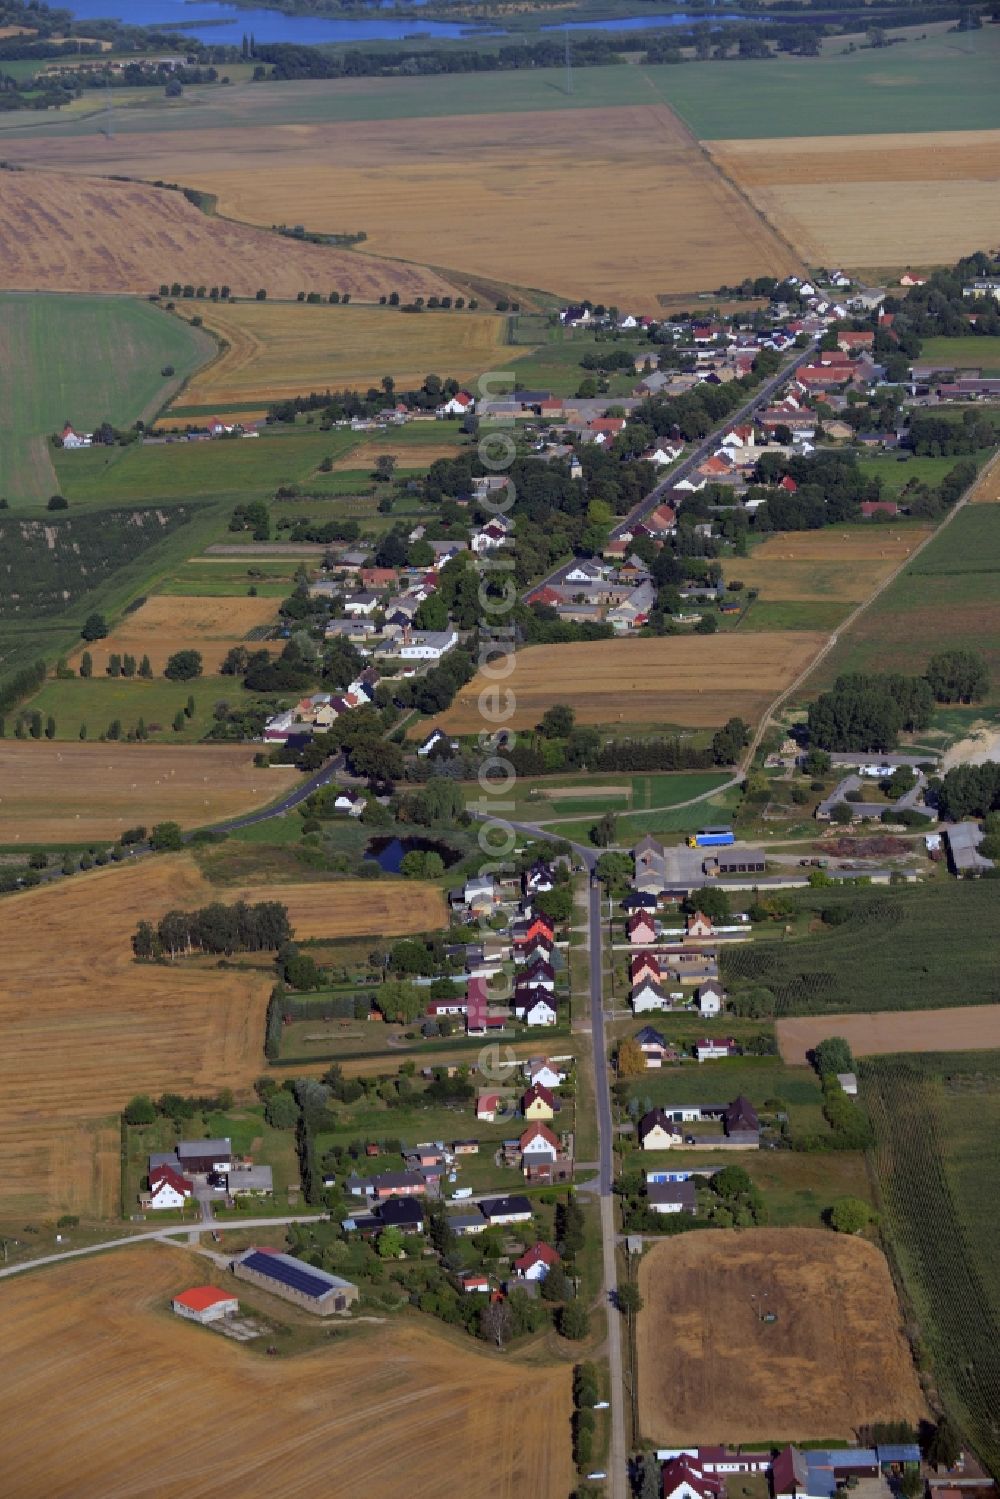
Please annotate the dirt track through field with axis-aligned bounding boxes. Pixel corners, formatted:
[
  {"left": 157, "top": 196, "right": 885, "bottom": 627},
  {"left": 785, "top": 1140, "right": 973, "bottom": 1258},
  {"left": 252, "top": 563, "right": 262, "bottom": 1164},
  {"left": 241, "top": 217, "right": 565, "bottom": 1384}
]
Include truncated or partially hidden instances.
[
  {"left": 637, "top": 1229, "right": 925, "bottom": 1444},
  {"left": 0, "top": 1244, "right": 574, "bottom": 1499},
  {"left": 778, "top": 1006, "right": 1000, "bottom": 1065}
]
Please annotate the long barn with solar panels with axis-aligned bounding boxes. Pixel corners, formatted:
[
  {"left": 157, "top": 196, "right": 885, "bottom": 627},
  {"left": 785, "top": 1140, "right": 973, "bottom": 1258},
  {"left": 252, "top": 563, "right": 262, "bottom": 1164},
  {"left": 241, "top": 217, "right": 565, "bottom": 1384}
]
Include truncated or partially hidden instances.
[{"left": 231, "top": 1249, "right": 359, "bottom": 1315}]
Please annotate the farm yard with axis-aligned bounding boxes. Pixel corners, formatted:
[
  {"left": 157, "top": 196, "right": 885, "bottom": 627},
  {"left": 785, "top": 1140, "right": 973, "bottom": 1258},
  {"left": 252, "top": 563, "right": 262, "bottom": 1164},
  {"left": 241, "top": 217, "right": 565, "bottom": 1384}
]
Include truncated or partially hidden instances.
[
  {"left": 0, "top": 1245, "right": 575, "bottom": 1499},
  {"left": 0, "top": 856, "right": 448, "bottom": 1216},
  {"left": 722, "top": 883, "right": 1000, "bottom": 1019},
  {"left": 636, "top": 1229, "right": 925, "bottom": 1444},
  {"left": 0, "top": 292, "right": 212, "bottom": 504},
  {"left": 724, "top": 526, "right": 931, "bottom": 603},
  {"left": 174, "top": 302, "right": 510, "bottom": 410},
  {"left": 863, "top": 1053, "right": 1000, "bottom": 1478},
  {"left": 0, "top": 741, "right": 284, "bottom": 842},
  {"left": 66, "top": 594, "right": 280, "bottom": 677},
  {"left": 709, "top": 128, "right": 1000, "bottom": 270},
  {"left": 805, "top": 504, "right": 1000, "bottom": 698},
  {"left": 429, "top": 633, "right": 826, "bottom": 735},
  {"left": 0, "top": 168, "right": 458, "bottom": 303},
  {"left": 779, "top": 1007, "right": 1000, "bottom": 1067}
]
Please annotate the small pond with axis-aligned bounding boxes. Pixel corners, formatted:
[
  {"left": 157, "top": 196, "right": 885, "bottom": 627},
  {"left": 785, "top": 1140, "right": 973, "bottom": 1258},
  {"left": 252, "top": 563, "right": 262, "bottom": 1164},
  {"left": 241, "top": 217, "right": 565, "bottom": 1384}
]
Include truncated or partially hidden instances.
[{"left": 364, "top": 835, "right": 461, "bottom": 873}]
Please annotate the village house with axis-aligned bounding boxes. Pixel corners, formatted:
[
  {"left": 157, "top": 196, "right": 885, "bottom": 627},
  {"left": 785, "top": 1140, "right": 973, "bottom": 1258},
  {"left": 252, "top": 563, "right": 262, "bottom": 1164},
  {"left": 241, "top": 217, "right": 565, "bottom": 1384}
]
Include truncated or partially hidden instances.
[
  {"left": 695, "top": 1036, "right": 739, "bottom": 1062},
  {"left": 635, "top": 1024, "right": 679, "bottom": 1069},
  {"left": 628, "top": 911, "right": 657, "bottom": 946},
  {"left": 630, "top": 951, "right": 661, "bottom": 988},
  {"left": 479, "top": 1194, "right": 533, "bottom": 1227},
  {"left": 639, "top": 1109, "right": 686, "bottom": 1150},
  {"left": 524, "top": 1057, "right": 566, "bottom": 1089},
  {"left": 417, "top": 727, "right": 459, "bottom": 757},
  {"left": 631, "top": 977, "right": 674, "bottom": 1015},
  {"left": 437, "top": 391, "right": 474, "bottom": 417},
  {"left": 695, "top": 981, "right": 725, "bottom": 1017},
  {"left": 520, "top": 1121, "right": 559, "bottom": 1167},
  {"left": 141, "top": 1163, "right": 194, "bottom": 1212},
  {"left": 522, "top": 1082, "right": 559, "bottom": 1121},
  {"left": 685, "top": 910, "right": 715, "bottom": 940},
  {"left": 477, "top": 1093, "right": 502, "bottom": 1123},
  {"left": 514, "top": 1241, "right": 561, "bottom": 1281},
  {"left": 515, "top": 989, "right": 558, "bottom": 1027},
  {"left": 60, "top": 422, "right": 92, "bottom": 449},
  {"left": 648, "top": 1180, "right": 697, "bottom": 1215},
  {"left": 660, "top": 1454, "right": 726, "bottom": 1499}
]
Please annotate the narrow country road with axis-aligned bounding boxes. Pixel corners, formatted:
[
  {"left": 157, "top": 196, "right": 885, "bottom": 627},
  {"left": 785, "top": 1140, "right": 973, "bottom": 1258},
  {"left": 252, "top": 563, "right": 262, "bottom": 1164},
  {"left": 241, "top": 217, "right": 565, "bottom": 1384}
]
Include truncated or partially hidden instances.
[{"left": 0, "top": 1215, "right": 326, "bottom": 1281}]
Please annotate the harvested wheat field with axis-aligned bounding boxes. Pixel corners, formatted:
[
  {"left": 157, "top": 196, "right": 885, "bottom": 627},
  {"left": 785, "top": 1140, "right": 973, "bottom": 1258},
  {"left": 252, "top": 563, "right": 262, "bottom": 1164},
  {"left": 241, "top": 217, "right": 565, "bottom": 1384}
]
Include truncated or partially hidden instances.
[
  {"left": 725, "top": 527, "right": 930, "bottom": 601},
  {"left": 779, "top": 1006, "right": 1000, "bottom": 1066},
  {"left": 0, "top": 1245, "right": 574, "bottom": 1499},
  {"left": 68, "top": 595, "right": 279, "bottom": 676},
  {"left": 0, "top": 168, "right": 456, "bottom": 301},
  {"left": 236, "top": 879, "right": 448, "bottom": 939},
  {"left": 0, "top": 859, "right": 446, "bottom": 1214},
  {"left": 637, "top": 1229, "right": 924, "bottom": 1445},
  {"left": 331, "top": 435, "right": 466, "bottom": 472},
  {"left": 427, "top": 634, "right": 825, "bottom": 734},
  {"left": 0, "top": 741, "right": 284, "bottom": 842},
  {"left": 710, "top": 130, "right": 1000, "bottom": 268},
  {"left": 178, "top": 301, "right": 509, "bottom": 407},
  {"left": 3, "top": 107, "right": 800, "bottom": 309},
  {"left": 0, "top": 858, "right": 269, "bottom": 1214}
]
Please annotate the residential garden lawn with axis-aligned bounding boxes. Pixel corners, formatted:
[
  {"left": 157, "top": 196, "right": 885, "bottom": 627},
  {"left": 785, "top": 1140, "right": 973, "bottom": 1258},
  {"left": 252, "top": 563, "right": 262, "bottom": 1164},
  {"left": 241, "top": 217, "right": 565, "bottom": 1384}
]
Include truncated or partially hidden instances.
[
  {"left": 722, "top": 881, "right": 1000, "bottom": 1018},
  {"left": 21, "top": 675, "right": 266, "bottom": 744},
  {"left": 636, "top": 1148, "right": 873, "bottom": 1230},
  {"left": 863, "top": 1051, "right": 1000, "bottom": 1477},
  {"left": 53, "top": 429, "right": 356, "bottom": 508},
  {"left": 918, "top": 335, "right": 1000, "bottom": 375},
  {"left": 805, "top": 503, "right": 1000, "bottom": 700},
  {"left": 621, "top": 1056, "right": 827, "bottom": 1139},
  {"left": 0, "top": 291, "right": 213, "bottom": 505}
]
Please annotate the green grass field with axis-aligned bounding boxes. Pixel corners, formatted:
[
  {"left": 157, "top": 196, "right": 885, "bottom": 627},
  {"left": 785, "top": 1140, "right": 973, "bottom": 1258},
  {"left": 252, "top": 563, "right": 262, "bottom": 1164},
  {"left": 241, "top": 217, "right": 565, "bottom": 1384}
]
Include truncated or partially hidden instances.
[
  {"left": 21, "top": 675, "right": 260, "bottom": 743},
  {"left": 53, "top": 428, "right": 355, "bottom": 509},
  {"left": 918, "top": 335, "right": 1000, "bottom": 375},
  {"left": 621, "top": 1054, "right": 826, "bottom": 1137},
  {"left": 723, "top": 882, "right": 1000, "bottom": 1018},
  {"left": 738, "top": 599, "right": 848, "bottom": 633},
  {"left": 158, "top": 558, "right": 301, "bottom": 598},
  {"left": 856, "top": 450, "right": 995, "bottom": 496},
  {"left": 863, "top": 1051, "right": 1000, "bottom": 1477},
  {"left": 806, "top": 503, "right": 1000, "bottom": 698},
  {"left": 0, "top": 294, "right": 213, "bottom": 506},
  {"left": 507, "top": 329, "right": 648, "bottom": 397},
  {"left": 0, "top": 28, "right": 995, "bottom": 144}
]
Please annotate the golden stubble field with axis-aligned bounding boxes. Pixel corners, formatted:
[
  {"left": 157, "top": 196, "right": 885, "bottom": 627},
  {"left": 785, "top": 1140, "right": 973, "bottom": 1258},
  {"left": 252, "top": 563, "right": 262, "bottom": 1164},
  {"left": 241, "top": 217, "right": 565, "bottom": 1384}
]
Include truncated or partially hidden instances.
[
  {"left": 0, "top": 859, "right": 447, "bottom": 1215},
  {"left": 0, "top": 1245, "right": 574, "bottom": 1499},
  {"left": 710, "top": 129, "right": 1000, "bottom": 268},
  {"left": 1, "top": 106, "right": 800, "bottom": 309},
  {"left": 68, "top": 594, "right": 279, "bottom": 676},
  {"left": 0, "top": 740, "right": 285, "bottom": 843},
  {"left": 178, "top": 301, "right": 509, "bottom": 406},
  {"left": 637, "top": 1229, "right": 925, "bottom": 1444},
  {"left": 427, "top": 633, "right": 826, "bottom": 734},
  {"left": 724, "top": 526, "right": 931, "bottom": 601},
  {"left": 0, "top": 168, "right": 458, "bottom": 301}
]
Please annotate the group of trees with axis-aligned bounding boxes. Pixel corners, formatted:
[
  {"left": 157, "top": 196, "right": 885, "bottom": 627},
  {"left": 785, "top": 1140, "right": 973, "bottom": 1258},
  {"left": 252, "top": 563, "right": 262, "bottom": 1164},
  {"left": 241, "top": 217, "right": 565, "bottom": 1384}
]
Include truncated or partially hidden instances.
[
  {"left": 807, "top": 672, "right": 934, "bottom": 752},
  {"left": 133, "top": 898, "right": 292, "bottom": 960}
]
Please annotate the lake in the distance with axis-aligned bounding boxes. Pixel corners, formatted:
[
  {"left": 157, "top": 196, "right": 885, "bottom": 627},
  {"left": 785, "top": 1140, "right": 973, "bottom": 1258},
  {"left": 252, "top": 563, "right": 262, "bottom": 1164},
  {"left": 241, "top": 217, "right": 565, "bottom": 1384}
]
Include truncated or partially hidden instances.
[{"left": 62, "top": 1, "right": 742, "bottom": 45}]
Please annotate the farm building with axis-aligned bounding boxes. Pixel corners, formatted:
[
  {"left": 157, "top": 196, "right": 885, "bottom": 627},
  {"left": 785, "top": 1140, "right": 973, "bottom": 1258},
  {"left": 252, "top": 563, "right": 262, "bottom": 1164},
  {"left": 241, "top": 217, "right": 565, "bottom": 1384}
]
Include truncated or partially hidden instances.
[
  {"left": 231, "top": 1249, "right": 358, "bottom": 1315},
  {"left": 171, "top": 1286, "right": 239, "bottom": 1324},
  {"left": 947, "top": 822, "right": 994, "bottom": 875}
]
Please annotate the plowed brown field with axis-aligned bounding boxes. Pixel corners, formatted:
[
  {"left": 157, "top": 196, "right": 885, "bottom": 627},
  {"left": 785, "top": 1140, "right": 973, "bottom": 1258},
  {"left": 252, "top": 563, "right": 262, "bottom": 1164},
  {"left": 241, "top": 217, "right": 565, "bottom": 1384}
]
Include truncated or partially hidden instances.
[
  {"left": 0, "top": 169, "right": 457, "bottom": 301},
  {"left": 710, "top": 130, "right": 1000, "bottom": 267},
  {"left": 637, "top": 1229, "right": 925, "bottom": 1444},
  {"left": 68, "top": 594, "right": 280, "bottom": 676},
  {"left": 0, "top": 1245, "right": 574, "bottom": 1499},
  {"left": 0, "top": 107, "right": 800, "bottom": 310},
  {"left": 427, "top": 633, "right": 826, "bottom": 734},
  {"left": 778, "top": 1006, "right": 1000, "bottom": 1065},
  {"left": 0, "top": 741, "right": 284, "bottom": 842},
  {"left": 0, "top": 858, "right": 449, "bottom": 1215}
]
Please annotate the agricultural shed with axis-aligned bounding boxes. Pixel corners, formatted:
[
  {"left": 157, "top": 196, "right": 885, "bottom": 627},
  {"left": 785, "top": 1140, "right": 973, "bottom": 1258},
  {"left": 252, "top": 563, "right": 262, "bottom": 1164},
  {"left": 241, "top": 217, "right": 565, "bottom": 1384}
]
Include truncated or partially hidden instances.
[
  {"left": 172, "top": 1287, "right": 239, "bottom": 1324},
  {"left": 231, "top": 1250, "right": 358, "bottom": 1315}
]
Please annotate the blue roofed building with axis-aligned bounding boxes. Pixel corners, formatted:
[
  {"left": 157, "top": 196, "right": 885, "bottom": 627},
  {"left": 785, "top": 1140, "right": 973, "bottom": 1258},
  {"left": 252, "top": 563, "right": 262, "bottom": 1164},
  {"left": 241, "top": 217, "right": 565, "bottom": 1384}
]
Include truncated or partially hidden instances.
[{"left": 231, "top": 1248, "right": 358, "bottom": 1315}]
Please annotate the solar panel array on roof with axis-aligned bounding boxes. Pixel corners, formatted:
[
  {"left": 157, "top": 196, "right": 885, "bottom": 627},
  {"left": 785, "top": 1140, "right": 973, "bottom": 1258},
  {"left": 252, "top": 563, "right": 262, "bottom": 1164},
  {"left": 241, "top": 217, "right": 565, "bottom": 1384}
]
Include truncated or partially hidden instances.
[{"left": 241, "top": 1250, "right": 340, "bottom": 1300}]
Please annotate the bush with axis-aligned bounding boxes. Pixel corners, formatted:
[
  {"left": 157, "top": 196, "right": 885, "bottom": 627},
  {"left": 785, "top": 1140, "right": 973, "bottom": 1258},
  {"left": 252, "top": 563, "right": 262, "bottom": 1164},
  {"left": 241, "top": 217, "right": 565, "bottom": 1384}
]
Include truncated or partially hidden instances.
[{"left": 164, "top": 649, "right": 203, "bottom": 681}]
